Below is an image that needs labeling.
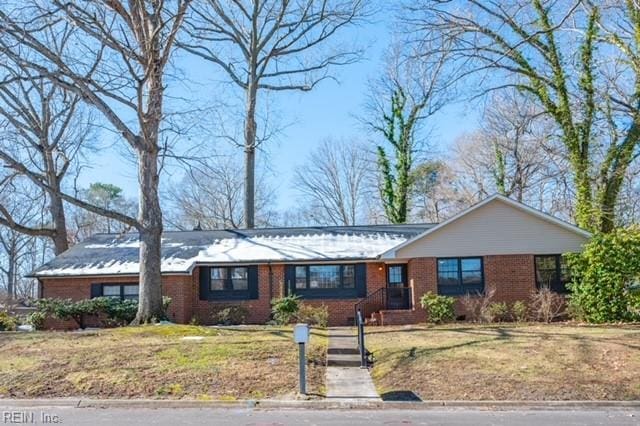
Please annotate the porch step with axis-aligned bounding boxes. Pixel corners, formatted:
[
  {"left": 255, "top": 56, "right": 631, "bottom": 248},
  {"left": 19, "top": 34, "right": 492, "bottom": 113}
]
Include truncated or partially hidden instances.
[
  {"left": 328, "top": 347, "right": 359, "bottom": 355},
  {"left": 327, "top": 353, "right": 362, "bottom": 367}
]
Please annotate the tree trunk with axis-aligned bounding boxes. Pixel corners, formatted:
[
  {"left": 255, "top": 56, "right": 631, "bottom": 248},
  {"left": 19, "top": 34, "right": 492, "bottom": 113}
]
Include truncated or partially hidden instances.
[
  {"left": 44, "top": 149, "right": 69, "bottom": 254},
  {"left": 243, "top": 83, "right": 258, "bottom": 229},
  {"left": 7, "top": 240, "right": 15, "bottom": 302},
  {"left": 133, "top": 146, "right": 164, "bottom": 324}
]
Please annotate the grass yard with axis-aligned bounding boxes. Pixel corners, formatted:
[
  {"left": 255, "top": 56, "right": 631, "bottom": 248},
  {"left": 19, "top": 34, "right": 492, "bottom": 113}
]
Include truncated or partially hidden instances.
[
  {"left": 366, "top": 323, "right": 640, "bottom": 401},
  {"left": 0, "top": 325, "right": 327, "bottom": 400}
]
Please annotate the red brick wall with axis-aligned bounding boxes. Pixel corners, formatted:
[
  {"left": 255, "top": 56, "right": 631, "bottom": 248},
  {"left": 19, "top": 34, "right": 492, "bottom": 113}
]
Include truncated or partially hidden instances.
[{"left": 39, "top": 256, "right": 540, "bottom": 328}]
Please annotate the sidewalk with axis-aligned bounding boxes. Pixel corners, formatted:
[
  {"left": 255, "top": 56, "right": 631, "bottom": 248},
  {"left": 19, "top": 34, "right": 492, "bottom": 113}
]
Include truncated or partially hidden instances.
[{"left": 325, "top": 328, "right": 380, "bottom": 400}]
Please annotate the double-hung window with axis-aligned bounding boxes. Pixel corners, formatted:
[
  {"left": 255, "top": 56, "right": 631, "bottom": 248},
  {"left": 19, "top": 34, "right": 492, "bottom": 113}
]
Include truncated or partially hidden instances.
[
  {"left": 535, "top": 255, "right": 571, "bottom": 293},
  {"left": 437, "top": 257, "right": 484, "bottom": 296},
  {"left": 210, "top": 267, "right": 249, "bottom": 292}
]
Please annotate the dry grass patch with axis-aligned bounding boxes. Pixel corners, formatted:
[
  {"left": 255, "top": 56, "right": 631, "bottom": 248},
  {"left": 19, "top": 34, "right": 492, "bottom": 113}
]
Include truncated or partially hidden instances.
[
  {"left": 366, "top": 323, "right": 640, "bottom": 400},
  {"left": 0, "top": 325, "right": 327, "bottom": 399}
]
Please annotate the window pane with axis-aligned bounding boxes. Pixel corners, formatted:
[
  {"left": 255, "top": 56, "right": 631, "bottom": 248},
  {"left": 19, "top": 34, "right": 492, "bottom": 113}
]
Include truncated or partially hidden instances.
[
  {"left": 231, "top": 267, "right": 248, "bottom": 291},
  {"left": 461, "top": 258, "right": 481, "bottom": 272},
  {"left": 123, "top": 285, "right": 139, "bottom": 300},
  {"left": 295, "top": 266, "right": 307, "bottom": 289},
  {"left": 461, "top": 271, "right": 482, "bottom": 286},
  {"left": 535, "top": 256, "right": 558, "bottom": 288},
  {"left": 559, "top": 257, "right": 570, "bottom": 282},
  {"left": 388, "top": 266, "right": 403, "bottom": 285},
  {"left": 210, "top": 268, "right": 226, "bottom": 291},
  {"left": 309, "top": 265, "right": 340, "bottom": 289},
  {"left": 342, "top": 265, "right": 355, "bottom": 288},
  {"left": 438, "top": 259, "right": 459, "bottom": 286},
  {"left": 103, "top": 285, "right": 120, "bottom": 297}
]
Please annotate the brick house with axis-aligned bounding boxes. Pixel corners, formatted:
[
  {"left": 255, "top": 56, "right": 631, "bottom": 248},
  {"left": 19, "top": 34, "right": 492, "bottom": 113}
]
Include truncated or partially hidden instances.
[{"left": 31, "top": 195, "right": 590, "bottom": 327}]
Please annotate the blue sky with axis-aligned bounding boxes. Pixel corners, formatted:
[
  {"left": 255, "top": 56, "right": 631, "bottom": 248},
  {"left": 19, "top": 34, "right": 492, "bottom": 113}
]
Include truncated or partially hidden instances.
[{"left": 76, "top": 8, "right": 480, "bottom": 212}]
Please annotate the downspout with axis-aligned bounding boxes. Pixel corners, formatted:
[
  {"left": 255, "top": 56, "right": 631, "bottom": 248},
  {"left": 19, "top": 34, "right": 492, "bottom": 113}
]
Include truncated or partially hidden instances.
[{"left": 268, "top": 263, "right": 273, "bottom": 299}]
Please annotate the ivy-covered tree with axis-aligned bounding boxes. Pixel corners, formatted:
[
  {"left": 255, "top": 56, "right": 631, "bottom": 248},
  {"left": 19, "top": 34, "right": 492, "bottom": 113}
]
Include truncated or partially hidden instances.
[
  {"left": 406, "top": 1, "right": 640, "bottom": 232},
  {"left": 376, "top": 88, "right": 423, "bottom": 223}
]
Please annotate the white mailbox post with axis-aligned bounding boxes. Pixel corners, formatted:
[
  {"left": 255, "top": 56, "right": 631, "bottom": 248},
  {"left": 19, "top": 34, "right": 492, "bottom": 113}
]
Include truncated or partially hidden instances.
[{"left": 294, "top": 324, "right": 310, "bottom": 395}]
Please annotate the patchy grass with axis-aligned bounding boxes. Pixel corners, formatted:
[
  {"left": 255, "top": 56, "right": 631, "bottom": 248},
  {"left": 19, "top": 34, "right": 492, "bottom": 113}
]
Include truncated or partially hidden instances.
[
  {"left": 0, "top": 325, "right": 327, "bottom": 399},
  {"left": 366, "top": 323, "right": 640, "bottom": 400}
]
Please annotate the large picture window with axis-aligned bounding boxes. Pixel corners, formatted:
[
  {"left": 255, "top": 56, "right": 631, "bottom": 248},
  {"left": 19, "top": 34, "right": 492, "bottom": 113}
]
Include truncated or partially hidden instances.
[
  {"left": 535, "top": 255, "right": 571, "bottom": 293},
  {"left": 437, "top": 257, "right": 484, "bottom": 296},
  {"left": 292, "top": 264, "right": 358, "bottom": 298}
]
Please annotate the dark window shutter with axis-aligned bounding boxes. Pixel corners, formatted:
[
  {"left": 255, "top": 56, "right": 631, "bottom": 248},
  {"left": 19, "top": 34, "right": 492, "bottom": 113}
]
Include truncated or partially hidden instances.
[
  {"left": 355, "top": 263, "right": 367, "bottom": 297},
  {"left": 284, "top": 265, "right": 296, "bottom": 296},
  {"left": 199, "top": 267, "right": 210, "bottom": 301},
  {"left": 90, "top": 283, "right": 102, "bottom": 299},
  {"left": 248, "top": 266, "right": 259, "bottom": 299}
]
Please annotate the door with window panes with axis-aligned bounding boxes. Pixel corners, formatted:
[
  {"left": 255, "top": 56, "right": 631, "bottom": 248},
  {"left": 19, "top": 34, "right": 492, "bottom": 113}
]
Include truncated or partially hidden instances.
[{"left": 387, "top": 265, "right": 410, "bottom": 309}]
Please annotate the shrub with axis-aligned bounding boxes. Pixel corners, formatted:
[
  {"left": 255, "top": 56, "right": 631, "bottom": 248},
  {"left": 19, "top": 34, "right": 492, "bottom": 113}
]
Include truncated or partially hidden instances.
[
  {"left": 271, "top": 295, "right": 301, "bottom": 325},
  {"left": 26, "top": 311, "right": 46, "bottom": 330},
  {"left": 32, "top": 296, "right": 172, "bottom": 328},
  {"left": 566, "top": 226, "right": 640, "bottom": 323},
  {"left": 211, "top": 305, "right": 249, "bottom": 325},
  {"left": 419, "top": 292, "right": 455, "bottom": 324},
  {"left": 530, "top": 288, "right": 565, "bottom": 323},
  {"left": 460, "top": 288, "right": 495, "bottom": 322},
  {"left": 511, "top": 300, "right": 528, "bottom": 322},
  {"left": 0, "top": 311, "right": 17, "bottom": 331},
  {"left": 296, "top": 304, "right": 329, "bottom": 327},
  {"left": 486, "top": 302, "right": 509, "bottom": 322}
]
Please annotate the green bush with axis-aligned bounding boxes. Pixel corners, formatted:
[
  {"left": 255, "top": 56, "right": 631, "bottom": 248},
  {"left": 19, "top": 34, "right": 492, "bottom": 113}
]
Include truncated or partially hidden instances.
[
  {"left": 566, "top": 226, "right": 640, "bottom": 323},
  {"left": 296, "top": 304, "right": 329, "bottom": 328},
  {"left": 0, "top": 311, "right": 17, "bottom": 331},
  {"left": 271, "top": 295, "right": 301, "bottom": 325},
  {"left": 419, "top": 292, "right": 455, "bottom": 324},
  {"left": 211, "top": 305, "right": 249, "bottom": 325},
  {"left": 32, "top": 296, "right": 173, "bottom": 328},
  {"left": 26, "top": 311, "right": 46, "bottom": 330},
  {"left": 511, "top": 301, "right": 528, "bottom": 322},
  {"left": 486, "top": 302, "right": 509, "bottom": 322}
]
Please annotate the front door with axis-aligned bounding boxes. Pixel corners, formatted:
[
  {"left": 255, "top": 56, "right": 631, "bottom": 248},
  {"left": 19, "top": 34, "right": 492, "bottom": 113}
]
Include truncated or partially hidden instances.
[{"left": 387, "top": 265, "right": 409, "bottom": 309}]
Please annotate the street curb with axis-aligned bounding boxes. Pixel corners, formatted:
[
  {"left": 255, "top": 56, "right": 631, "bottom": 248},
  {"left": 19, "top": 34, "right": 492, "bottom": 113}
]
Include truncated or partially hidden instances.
[{"left": 1, "top": 399, "right": 640, "bottom": 410}]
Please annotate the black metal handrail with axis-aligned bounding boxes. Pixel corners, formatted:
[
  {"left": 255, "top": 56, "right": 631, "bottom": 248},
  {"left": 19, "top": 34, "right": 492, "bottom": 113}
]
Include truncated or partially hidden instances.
[
  {"left": 356, "top": 309, "right": 366, "bottom": 368},
  {"left": 354, "top": 287, "right": 413, "bottom": 324}
]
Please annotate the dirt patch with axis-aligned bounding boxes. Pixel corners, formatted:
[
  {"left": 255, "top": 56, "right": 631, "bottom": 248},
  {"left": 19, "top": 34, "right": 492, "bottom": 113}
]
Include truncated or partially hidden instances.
[
  {"left": 366, "top": 323, "right": 640, "bottom": 400},
  {"left": 0, "top": 325, "right": 327, "bottom": 399}
]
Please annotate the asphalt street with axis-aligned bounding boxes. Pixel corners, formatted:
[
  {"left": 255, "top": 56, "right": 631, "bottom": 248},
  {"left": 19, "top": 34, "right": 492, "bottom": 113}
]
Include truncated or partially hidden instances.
[{"left": 1, "top": 407, "right": 638, "bottom": 426}]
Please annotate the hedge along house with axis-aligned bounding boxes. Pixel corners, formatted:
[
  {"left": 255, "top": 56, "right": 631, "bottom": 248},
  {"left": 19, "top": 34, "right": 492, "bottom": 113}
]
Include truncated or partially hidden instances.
[{"left": 31, "top": 195, "right": 591, "bottom": 327}]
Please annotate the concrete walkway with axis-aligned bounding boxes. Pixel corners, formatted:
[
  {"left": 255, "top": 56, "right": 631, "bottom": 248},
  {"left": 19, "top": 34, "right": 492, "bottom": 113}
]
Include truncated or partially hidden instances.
[{"left": 325, "top": 328, "right": 380, "bottom": 400}]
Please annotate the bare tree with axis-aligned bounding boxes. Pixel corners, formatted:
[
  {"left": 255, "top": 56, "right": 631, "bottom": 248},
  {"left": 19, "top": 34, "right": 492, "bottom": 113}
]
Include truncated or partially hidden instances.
[
  {"left": 404, "top": 0, "right": 640, "bottom": 232},
  {"left": 294, "top": 139, "right": 371, "bottom": 226},
  {"left": 0, "top": 184, "right": 46, "bottom": 301},
  {"left": 166, "top": 155, "right": 276, "bottom": 230},
  {"left": 182, "top": 0, "right": 369, "bottom": 228},
  {"left": 0, "top": 45, "right": 92, "bottom": 254},
  {"left": 0, "top": 0, "right": 191, "bottom": 322}
]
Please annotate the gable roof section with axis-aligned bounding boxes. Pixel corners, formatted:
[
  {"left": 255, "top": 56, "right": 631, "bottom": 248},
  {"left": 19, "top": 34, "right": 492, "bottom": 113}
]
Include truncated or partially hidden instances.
[
  {"left": 31, "top": 224, "right": 435, "bottom": 278},
  {"left": 381, "top": 194, "right": 591, "bottom": 259}
]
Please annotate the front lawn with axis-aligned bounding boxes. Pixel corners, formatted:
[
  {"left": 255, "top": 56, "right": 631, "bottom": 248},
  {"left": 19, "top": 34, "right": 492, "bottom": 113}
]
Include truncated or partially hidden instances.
[
  {"left": 366, "top": 324, "right": 640, "bottom": 400},
  {"left": 0, "top": 325, "right": 327, "bottom": 399}
]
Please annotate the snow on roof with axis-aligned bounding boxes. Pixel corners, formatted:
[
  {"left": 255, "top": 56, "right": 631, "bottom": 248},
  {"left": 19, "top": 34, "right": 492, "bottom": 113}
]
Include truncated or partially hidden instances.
[{"left": 31, "top": 224, "right": 435, "bottom": 277}]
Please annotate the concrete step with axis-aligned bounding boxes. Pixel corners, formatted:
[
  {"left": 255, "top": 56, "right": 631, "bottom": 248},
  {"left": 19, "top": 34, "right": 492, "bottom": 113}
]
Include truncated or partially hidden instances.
[
  {"left": 327, "top": 347, "right": 359, "bottom": 355},
  {"left": 327, "top": 353, "right": 362, "bottom": 367}
]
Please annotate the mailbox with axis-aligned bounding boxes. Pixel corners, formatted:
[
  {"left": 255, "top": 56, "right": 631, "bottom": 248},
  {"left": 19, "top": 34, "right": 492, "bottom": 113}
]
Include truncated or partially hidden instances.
[{"left": 294, "top": 323, "right": 309, "bottom": 344}]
